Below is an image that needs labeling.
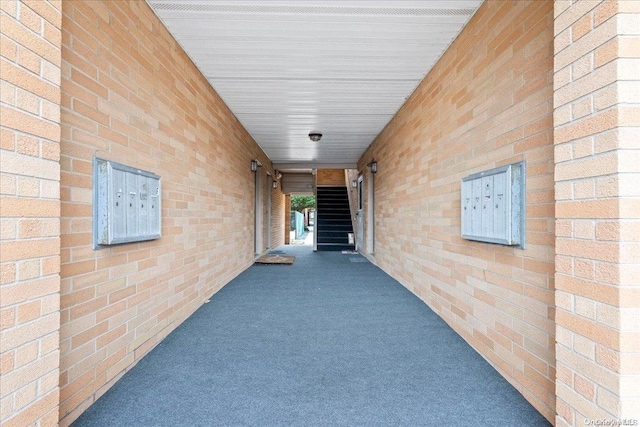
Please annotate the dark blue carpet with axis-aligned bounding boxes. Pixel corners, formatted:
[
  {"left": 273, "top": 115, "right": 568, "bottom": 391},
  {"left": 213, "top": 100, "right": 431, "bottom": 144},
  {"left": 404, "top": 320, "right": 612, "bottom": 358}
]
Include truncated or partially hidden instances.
[{"left": 73, "top": 245, "right": 551, "bottom": 426}]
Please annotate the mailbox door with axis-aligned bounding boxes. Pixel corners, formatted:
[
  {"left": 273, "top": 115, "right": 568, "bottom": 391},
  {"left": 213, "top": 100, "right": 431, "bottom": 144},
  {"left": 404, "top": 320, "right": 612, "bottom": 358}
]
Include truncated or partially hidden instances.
[
  {"left": 481, "top": 176, "right": 493, "bottom": 239},
  {"left": 110, "top": 166, "right": 127, "bottom": 243},
  {"left": 492, "top": 170, "right": 508, "bottom": 242},
  {"left": 149, "top": 178, "right": 160, "bottom": 237},
  {"left": 137, "top": 175, "right": 149, "bottom": 237},
  {"left": 462, "top": 180, "right": 472, "bottom": 237}
]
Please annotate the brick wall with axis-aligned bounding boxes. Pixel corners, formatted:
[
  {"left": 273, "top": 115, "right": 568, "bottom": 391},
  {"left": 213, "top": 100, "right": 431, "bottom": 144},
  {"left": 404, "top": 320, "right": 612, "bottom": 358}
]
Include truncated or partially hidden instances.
[
  {"left": 553, "top": 0, "right": 640, "bottom": 424},
  {"left": 358, "top": 0, "right": 556, "bottom": 421},
  {"left": 316, "top": 169, "right": 345, "bottom": 186},
  {"left": 0, "top": 1, "right": 62, "bottom": 425},
  {"left": 4, "top": 0, "right": 637, "bottom": 424},
  {"left": 58, "top": 1, "right": 283, "bottom": 424}
]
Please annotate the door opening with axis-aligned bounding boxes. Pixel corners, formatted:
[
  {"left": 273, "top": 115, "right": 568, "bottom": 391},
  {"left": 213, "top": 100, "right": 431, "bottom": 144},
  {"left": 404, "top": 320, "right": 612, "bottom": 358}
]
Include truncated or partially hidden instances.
[
  {"left": 366, "top": 167, "right": 374, "bottom": 254},
  {"left": 266, "top": 175, "right": 272, "bottom": 249},
  {"left": 356, "top": 175, "right": 364, "bottom": 252},
  {"left": 289, "top": 195, "right": 315, "bottom": 246},
  {"left": 254, "top": 166, "right": 263, "bottom": 255}
]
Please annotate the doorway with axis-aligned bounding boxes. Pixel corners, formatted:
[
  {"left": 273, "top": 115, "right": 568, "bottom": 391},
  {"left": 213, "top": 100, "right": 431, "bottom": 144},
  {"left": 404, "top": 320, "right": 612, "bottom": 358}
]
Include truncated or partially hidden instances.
[
  {"left": 266, "top": 175, "right": 272, "bottom": 249},
  {"left": 366, "top": 167, "right": 374, "bottom": 254},
  {"left": 254, "top": 166, "right": 263, "bottom": 255},
  {"left": 356, "top": 174, "right": 364, "bottom": 251}
]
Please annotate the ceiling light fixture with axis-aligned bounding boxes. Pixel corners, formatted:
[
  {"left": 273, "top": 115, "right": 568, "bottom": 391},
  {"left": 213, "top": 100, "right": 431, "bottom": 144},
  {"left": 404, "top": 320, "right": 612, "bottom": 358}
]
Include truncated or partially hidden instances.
[{"left": 308, "top": 132, "right": 322, "bottom": 142}]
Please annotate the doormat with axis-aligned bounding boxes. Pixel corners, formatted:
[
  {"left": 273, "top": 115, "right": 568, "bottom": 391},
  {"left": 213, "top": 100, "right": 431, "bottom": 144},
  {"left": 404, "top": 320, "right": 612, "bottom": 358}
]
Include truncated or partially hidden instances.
[
  {"left": 255, "top": 255, "right": 295, "bottom": 265},
  {"left": 342, "top": 250, "right": 358, "bottom": 254}
]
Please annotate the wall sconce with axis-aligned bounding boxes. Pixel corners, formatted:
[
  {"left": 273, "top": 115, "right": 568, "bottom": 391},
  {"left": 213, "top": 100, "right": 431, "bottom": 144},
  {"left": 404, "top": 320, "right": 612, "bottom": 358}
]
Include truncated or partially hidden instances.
[
  {"left": 251, "top": 160, "right": 263, "bottom": 172},
  {"left": 272, "top": 180, "right": 278, "bottom": 189},
  {"left": 370, "top": 161, "right": 378, "bottom": 173},
  {"left": 276, "top": 171, "right": 283, "bottom": 179},
  {"left": 351, "top": 180, "right": 358, "bottom": 188}
]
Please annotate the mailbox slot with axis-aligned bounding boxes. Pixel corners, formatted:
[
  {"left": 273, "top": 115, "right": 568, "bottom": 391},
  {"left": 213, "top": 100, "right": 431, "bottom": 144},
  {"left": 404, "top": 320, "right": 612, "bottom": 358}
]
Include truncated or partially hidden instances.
[
  {"left": 461, "top": 161, "right": 525, "bottom": 248},
  {"left": 94, "top": 158, "right": 161, "bottom": 247}
]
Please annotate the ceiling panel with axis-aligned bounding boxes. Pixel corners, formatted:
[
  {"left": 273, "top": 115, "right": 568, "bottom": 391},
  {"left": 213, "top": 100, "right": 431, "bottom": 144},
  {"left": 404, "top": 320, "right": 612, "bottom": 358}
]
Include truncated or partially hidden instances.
[{"left": 148, "top": 0, "right": 483, "bottom": 167}]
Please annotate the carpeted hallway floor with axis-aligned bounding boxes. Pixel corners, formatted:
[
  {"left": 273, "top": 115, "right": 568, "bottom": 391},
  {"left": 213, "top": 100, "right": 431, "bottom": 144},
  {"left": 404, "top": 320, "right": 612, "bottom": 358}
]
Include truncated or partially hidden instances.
[{"left": 73, "top": 245, "right": 551, "bottom": 426}]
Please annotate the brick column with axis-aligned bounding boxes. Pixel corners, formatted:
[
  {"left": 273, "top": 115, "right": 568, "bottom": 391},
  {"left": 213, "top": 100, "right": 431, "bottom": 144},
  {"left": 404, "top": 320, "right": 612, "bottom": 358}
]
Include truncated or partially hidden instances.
[
  {"left": 0, "top": 1, "right": 62, "bottom": 425},
  {"left": 554, "top": 1, "right": 640, "bottom": 425},
  {"left": 284, "top": 194, "right": 291, "bottom": 244}
]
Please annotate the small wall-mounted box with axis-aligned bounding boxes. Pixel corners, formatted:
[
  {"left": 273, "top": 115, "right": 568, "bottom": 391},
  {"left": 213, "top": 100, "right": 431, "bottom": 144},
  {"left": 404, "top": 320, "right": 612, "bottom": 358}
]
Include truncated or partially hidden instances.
[
  {"left": 461, "top": 161, "right": 525, "bottom": 248},
  {"left": 93, "top": 158, "right": 161, "bottom": 247}
]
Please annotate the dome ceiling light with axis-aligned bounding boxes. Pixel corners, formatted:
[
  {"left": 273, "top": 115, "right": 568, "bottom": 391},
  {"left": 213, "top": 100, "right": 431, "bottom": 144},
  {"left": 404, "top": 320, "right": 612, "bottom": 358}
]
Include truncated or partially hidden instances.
[{"left": 308, "top": 132, "right": 322, "bottom": 142}]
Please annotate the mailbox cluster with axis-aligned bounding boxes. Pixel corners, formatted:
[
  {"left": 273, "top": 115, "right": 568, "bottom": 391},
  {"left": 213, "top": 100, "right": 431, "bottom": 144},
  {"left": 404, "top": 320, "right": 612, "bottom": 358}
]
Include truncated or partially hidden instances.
[
  {"left": 461, "top": 161, "right": 525, "bottom": 247},
  {"left": 93, "top": 158, "right": 161, "bottom": 247}
]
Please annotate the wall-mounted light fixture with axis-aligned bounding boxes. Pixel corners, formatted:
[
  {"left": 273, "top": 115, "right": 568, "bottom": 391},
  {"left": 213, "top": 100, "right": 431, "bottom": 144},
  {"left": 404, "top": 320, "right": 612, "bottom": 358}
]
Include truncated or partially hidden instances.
[
  {"left": 251, "top": 160, "right": 263, "bottom": 172},
  {"left": 351, "top": 180, "right": 358, "bottom": 188},
  {"left": 276, "top": 171, "right": 283, "bottom": 179},
  {"left": 370, "top": 161, "right": 378, "bottom": 174},
  {"left": 272, "top": 180, "right": 278, "bottom": 189},
  {"left": 308, "top": 132, "right": 322, "bottom": 142}
]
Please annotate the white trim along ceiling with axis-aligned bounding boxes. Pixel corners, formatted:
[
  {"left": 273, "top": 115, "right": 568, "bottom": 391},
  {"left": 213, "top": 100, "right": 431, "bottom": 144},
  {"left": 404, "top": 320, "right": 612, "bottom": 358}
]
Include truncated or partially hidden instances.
[{"left": 147, "top": 0, "right": 483, "bottom": 170}]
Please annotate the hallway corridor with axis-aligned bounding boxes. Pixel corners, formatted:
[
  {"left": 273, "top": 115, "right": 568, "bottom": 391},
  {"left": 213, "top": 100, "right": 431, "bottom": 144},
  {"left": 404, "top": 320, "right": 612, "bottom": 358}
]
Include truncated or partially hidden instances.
[{"left": 73, "top": 246, "right": 549, "bottom": 427}]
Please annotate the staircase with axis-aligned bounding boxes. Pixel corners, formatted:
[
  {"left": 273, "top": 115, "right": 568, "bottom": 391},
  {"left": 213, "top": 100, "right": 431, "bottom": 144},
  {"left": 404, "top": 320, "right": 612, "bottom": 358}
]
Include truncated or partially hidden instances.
[{"left": 316, "top": 186, "right": 355, "bottom": 251}]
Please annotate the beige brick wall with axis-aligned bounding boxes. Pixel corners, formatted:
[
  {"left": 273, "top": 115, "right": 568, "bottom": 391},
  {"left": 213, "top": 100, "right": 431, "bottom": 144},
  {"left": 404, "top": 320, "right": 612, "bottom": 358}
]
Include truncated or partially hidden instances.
[
  {"left": 3, "top": 0, "right": 637, "bottom": 424},
  {"left": 317, "top": 169, "right": 345, "bottom": 186},
  {"left": 358, "top": 0, "right": 556, "bottom": 421},
  {"left": 0, "top": 1, "right": 62, "bottom": 426},
  {"left": 554, "top": 0, "right": 640, "bottom": 425},
  {"left": 58, "top": 1, "right": 283, "bottom": 424}
]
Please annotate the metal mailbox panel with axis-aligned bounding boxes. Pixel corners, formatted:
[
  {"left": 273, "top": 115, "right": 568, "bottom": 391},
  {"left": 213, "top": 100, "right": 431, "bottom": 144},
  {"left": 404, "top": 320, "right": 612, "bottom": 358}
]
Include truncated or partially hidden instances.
[
  {"left": 125, "top": 171, "right": 138, "bottom": 237},
  {"left": 461, "top": 161, "right": 525, "bottom": 248},
  {"left": 510, "top": 163, "right": 524, "bottom": 245},
  {"left": 111, "top": 168, "right": 126, "bottom": 241},
  {"left": 471, "top": 178, "right": 482, "bottom": 236},
  {"left": 137, "top": 175, "right": 149, "bottom": 237},
  {"left": 462, "top": 180, "right": 472, "bottom": 237},
  {"left": 492, "top": 171, "right": 508, "bottom": 242},
  {"left": 481, "top": 176, "right": 493, "bottom": 239},
  {"left": 94, "top": 158, "right": 161, "bottom": 247},
  {"left": 148, "top": 178, "right": 160, "bottom": 237}
]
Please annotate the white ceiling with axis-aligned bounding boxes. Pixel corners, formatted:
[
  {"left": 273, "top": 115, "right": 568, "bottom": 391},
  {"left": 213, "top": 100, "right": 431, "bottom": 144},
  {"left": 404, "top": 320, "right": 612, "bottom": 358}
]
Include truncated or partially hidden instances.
[{"left": 147, "top": 0, "right": 483, "bottom": 169}]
